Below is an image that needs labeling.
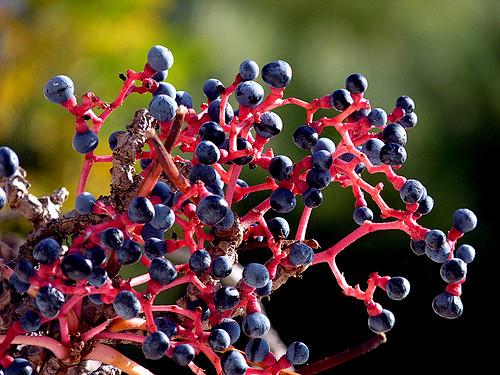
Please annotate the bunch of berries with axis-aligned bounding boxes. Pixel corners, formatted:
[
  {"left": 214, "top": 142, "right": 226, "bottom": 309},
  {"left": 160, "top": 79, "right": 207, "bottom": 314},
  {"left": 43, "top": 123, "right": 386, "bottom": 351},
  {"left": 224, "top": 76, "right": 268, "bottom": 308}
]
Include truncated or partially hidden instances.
[{"left": 0, "top": 45, "right": 477, "bottom": 375}]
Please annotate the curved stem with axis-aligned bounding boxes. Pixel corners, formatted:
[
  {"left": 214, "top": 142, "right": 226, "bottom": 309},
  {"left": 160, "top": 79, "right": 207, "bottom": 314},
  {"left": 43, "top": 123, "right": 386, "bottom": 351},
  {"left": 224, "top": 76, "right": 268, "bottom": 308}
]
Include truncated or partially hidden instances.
[
  {"left": 0, "top": 334, "right": 68, "bottom": 360},
  {"left": 83, "top": 343, "right": 154, "bottom": 375},
  {"left": 296, "top": 334, "right": 386, "bottom": 375}
]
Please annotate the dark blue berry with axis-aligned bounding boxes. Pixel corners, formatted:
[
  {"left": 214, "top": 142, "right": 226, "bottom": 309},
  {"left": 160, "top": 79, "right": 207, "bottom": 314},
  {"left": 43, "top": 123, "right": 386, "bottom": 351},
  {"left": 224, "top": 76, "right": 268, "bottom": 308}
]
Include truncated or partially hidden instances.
[
  {"left": 345, "top": 73, "right": 368, "bottom": 94},
  {"left": 261, "top": 60, "right": 292, "bottom": 89},
  {"left": 385, "top": 276, "right": 410, "bottom": 300},
  {"left": 368, "top": 309, "right": 395, "bottom": 333},
  {"left": 0, "top": 146, "right": 19, "bottom": 178}
]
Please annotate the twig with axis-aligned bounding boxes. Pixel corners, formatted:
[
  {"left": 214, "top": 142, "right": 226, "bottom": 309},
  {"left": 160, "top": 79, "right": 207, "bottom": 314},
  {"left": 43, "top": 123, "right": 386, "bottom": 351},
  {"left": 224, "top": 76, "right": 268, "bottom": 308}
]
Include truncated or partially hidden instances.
[{"left": 296, "top": 333, "right": 386, "bottom": 375}]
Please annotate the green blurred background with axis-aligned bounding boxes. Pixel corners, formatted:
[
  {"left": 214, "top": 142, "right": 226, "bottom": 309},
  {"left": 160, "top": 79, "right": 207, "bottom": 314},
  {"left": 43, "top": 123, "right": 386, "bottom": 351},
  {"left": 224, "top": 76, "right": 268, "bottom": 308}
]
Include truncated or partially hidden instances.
[{"left": 0, "top": 0, "right": 497, "bottom": 373}]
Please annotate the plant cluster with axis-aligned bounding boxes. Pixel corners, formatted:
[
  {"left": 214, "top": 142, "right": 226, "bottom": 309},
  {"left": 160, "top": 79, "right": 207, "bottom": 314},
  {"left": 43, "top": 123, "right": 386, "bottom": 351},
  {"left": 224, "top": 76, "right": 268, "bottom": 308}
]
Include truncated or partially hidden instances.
[{"left": 0, "top": 45, "right": 477, "bottom": 375}]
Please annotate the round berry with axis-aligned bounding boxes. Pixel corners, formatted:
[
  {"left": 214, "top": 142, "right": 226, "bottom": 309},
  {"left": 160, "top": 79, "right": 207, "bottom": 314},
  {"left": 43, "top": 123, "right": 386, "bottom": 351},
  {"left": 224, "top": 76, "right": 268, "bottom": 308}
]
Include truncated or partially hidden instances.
[
  {"left": 345, "top": 73, "right": 368, "bottom": 94},
  {"left": 0, "top": 146, "right": 19, "bottom": 178},
  {"left": 147, "top": 45, "right": 174, "bottom": 71},
  {"left": 44, "top": 75, "right": 74, "bottom": 104}
]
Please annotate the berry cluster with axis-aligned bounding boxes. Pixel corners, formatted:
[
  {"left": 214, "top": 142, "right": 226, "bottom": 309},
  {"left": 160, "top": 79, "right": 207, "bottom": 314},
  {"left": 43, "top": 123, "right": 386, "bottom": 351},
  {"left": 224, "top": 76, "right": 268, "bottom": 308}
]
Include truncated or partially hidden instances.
[{"left": 0, "top": 45, "right": 477, "bottom": 375}]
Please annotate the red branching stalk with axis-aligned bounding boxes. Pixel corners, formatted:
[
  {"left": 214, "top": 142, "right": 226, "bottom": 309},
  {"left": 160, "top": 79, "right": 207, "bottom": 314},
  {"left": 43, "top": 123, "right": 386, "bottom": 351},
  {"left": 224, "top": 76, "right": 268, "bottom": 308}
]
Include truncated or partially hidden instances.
[{"left": 0, "top": 51, "right": 477, "bottom": 375}]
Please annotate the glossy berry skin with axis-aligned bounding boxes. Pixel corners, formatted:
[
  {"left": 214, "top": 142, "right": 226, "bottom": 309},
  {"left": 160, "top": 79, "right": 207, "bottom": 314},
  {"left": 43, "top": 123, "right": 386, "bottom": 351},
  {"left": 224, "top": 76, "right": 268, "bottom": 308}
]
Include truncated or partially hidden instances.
[
  {"left": 147, "top": 45, "right": 174, "bottom": 71},
  {"left": 60, "top": 253, "right": 93, "bottom": 281},
  {"left": 432, "top": 291, "right": 463, "bottom": 319},
  {"left": 261, "top": 60, "right": 292, "bottom": 89},
  {"left": 306, "top": 168, "right": 331, "bottom": 189},
  {"left": 5, "top": 358, "right": 33, "bottom": 375},
  {"left": 382, "top": 123, "right": 407, "bottom": 146},
  {"left": 215, "top": 318, "right": 241, "bottom": 345},
  {"left": 33, "top": 238, "right": 61, "bottom": 265},
  {"left": 379, "top": 142, "right": 407, "bottom": 166},
  {"left": 172, "top": 344, "right": 196, "bottom": 366},
  {"left": 199, "top": 121, "right": 227, "bottom": 146},
  {"left": 368, "top": 309, "right": 395, "bottom": 333},
  {"left": 9, "top": 273, "right": 30, "bottom": 294},
  {"left": 196, "top": 194, "right": 230, "bottom": 226},
  {"left": 345, "top": 73, "right": 368, "bottom": 94},
  {"left": 211, "top": 255, "right": 233, "bottom": 278},
  {"left": 286, "top": 341, "right": 309, "bottom": 365},
  {"left": 214, "top": 286, "right": 240, "bottom": 312},
  {"left": 385, "top": 276, "right": 410, "bottom": 300},
  {"left": 19, "top": 310, "right": 42, "bottom": 332},
  {"left": 203, "top": 78, "right": 223, "bottom": 100},
  {"left": 153, "top": 81, "right": 176, "bottom": 98},
  {"left": 113, "top": 290, "right": 141, "bottom": 320},
  {"left": 208, "top": 98, "right": 234, "bottom": 124},
  {"left": 35, "top": 286, "right": 65, "bottom": 319},
  {"left": 239, "top": 59, "right": 259, "bottom": 81},
  {"left": 75, "top": 192, "right": 96, "bottom": 215},
  {"left": 302, "top": 186, "right": 323, "bottom": 208},
  {"left": 398, "top": 111, "right": 418, "bottom": 128},
  {"left": 353, "top": 206, "right": 374, "bottom": 225},
  {"left": 150, "top": 204, "right": 175, "bottom": 230},
  {"left": 235, "top": 80, "right": 265, "bottom": 108},
  {"left": 311, "top": 149, "right": 333, "bottom": 171},
  {"left": 456, "top": 244, "right": 475, "bottom": 263},
  {"left": 221, "top": 350, "right": 248, "bottom": 375},
  {"left": 149, "top": 257, "right": 177, "bottom": 285},
  {"left": 242, "top": 312, "right": 270, "bottom": 338},
  {"left": 425, "top": 242, "right": 451, "bottom": 263},
  {"left": 155, "top": 316, "right": 178, "bottom": 337},
  {"left": 87, "top": 267, "right": 108, "bottom": 287},
  {"left": 289, "top": 242, "right": 314, "bottom": 266},
  {"left": 242, "top": 263, "right": 270, "bottom": 289},
  {"left": 189, "top": 249, "right": 212, "bottom": 274},
  {"left": 245, "top": 338, "right": 270, "bottom": 363},
  {"left": 399, "top": 179, "right": 426, "bottom": 204},
  {"left": 330, "top": 89, "right": 353, "bottom": 111},
  {"left": 44, "top": 75, "right": 74, "bottom": 104},
  {"left": 440, "top": 258, "right": 467, "bottom": 283},
  {"left": 72, "top": 130, "right": 99, "bottom": 154},
  {"left": 150, "top": 181, "right": 174, "bottom": 205},
  {"left": 395, "top": 95, "right": 415, "bottom": 113},
  {"left": 410, "top": 239, "right": 426, "bottom": 255},
  {"left": 116, "top": 239, "right": 142, "bottom": 265},
  {"left": 424, "top": 229, "right": 447, "bottom": 250},
  {"left": 367, "top": 108, "right": 388, "bottom": 127},
  {"left": 0, "top": 187, "right": 6, "bottom": 209},
  {"left": 144, "top": 237, "right": 167, "bottom": 260},
  {"left": 195, "top": 140, "right": 221, "bottom": 165},
  {"left": 149, "top": 94, "right": 178, "bottom": 122},
  {"left": 13, "top": 260, "right": 35, "bottom": 283},
  {"left": 142, "top": 331, "right": 170, "bottom": 360},
  {"left": 312, "top": 137, "right": 336, "bottom": 154},
  {"left": 208, "top": 328, "right": 231, "bottom": 351},
  {"left": 186, "top": 299, "right": 210, "bottom": 320},
  {"left": 100, "top": 227, "right": 124, "bottom": 251},
  {"left": 269, "top": 155, "right": 294, "bottom": 181},
  {"left": 416, "top": 194, "right": 434, "bottom": 215},
  {"left": 128, "top": 196, "right": 155, "bottom": 224},
  {"left": 292, "top": 125, "right": 319, "bottom": 149},
  {"left": 255, "top": 280, "right": 273, "bottom": 297},
  {"left": 189, "top": 164, "right": 219, "bottom": 186},
  {"left": 361, "top": 138, "right": 384, "bottom": 166},
  {"left": 267, "top": 217, "right": 290, "bottom": 241},
  {"left": 175, "top": 90, "right": 193, "bottom": 108},
  {"left": 269, "top": 187, "right": 296, "bottom": 213},
  {"left": 254, "top": 111, "right": 283, "bottom": 138},
  {"left": 0, "top": 146, "right": 19, "bottom": 178},
  {"left": 453, "top": 208, "right": 477, "bottom": 233}
]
